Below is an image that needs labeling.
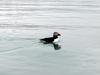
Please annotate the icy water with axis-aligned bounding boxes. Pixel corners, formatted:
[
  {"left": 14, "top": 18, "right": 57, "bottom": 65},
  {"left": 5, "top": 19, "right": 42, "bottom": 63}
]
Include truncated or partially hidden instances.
[{"left": 0, "top": 0, "right": 100, "bottom": 75}]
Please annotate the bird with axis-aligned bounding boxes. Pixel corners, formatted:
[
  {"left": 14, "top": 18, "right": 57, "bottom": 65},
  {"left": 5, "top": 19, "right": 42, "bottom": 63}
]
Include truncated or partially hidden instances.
[{"left": 40, "top": 32, "right": 61, "bottom": 43}]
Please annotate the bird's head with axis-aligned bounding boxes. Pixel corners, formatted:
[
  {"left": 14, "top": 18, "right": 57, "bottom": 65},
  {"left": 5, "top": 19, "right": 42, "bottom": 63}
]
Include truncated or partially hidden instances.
[{"left": 53, "top": 32, "right": 61, "bottom": 37}]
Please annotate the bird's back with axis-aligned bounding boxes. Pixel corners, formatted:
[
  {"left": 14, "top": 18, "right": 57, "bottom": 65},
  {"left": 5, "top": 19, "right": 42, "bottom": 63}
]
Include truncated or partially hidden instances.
[{"left": 40, "top": 37, "right": 54, "bottom": 43}]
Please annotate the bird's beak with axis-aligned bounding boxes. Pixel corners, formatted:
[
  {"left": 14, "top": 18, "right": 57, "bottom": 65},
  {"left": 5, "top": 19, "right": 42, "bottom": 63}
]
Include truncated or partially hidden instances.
[{"left": 58, "top": 33, "right": 61, "bottom": 36}]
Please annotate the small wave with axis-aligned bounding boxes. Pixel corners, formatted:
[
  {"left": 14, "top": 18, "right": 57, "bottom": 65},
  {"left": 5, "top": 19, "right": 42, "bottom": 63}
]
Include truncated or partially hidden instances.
[
  {"left": 0, "top": 24, "right": 100, "bottom": 30},
  {"left": 0, "top": 47, "right": 23, "bottom": 54}
]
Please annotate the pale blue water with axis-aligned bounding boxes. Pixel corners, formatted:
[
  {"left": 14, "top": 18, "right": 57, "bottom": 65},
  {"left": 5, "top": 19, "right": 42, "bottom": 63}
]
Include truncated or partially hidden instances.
[{"left": 0, "top": 0, "right": 100, "bottom": 75}]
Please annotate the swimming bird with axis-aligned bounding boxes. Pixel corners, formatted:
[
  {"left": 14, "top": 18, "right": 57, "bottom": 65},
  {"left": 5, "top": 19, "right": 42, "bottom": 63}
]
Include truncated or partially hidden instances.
[{"left": 40, "top": 32, "right": 61, "bottom": 43}]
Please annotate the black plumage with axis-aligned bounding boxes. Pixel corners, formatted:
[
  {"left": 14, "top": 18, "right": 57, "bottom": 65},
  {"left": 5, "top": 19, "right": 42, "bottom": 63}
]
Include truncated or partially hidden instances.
[{"left": 40, "top": 32, "right": 61, "bottom": 43}]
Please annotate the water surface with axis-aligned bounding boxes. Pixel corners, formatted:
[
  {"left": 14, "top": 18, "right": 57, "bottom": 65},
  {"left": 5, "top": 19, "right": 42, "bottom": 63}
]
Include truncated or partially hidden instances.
[{"left": 0, "top": 0, "right": 100, "bottom": 75}]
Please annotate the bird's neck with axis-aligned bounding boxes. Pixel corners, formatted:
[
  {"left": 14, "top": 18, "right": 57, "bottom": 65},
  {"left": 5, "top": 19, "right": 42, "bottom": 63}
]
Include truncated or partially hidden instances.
[{"left": 53, "top": 36, "right": 58, "bottom": 39}]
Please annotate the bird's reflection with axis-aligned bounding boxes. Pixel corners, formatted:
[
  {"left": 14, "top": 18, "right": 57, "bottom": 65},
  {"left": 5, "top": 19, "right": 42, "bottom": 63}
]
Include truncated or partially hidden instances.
[
  {"left": 41, "top": 41, "right": 61, "bottom": 50},
  {"left": 52, "top": 43, "right": 61, "bottom": 50}
]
